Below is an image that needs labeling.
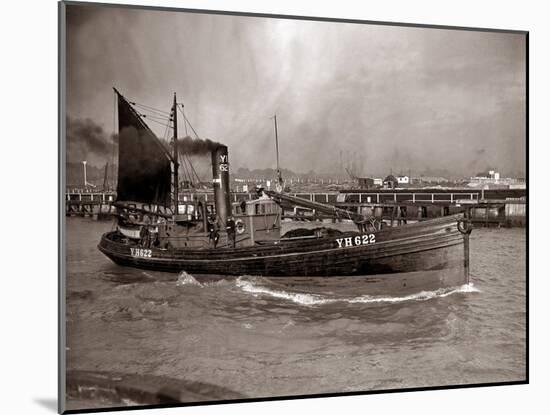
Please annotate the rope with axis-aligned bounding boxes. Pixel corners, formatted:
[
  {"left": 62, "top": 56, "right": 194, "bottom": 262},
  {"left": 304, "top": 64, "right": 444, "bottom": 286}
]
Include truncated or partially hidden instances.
[
  {"left": 131, "top": 101, "right": 171, "bottom": 116},
  {"left": 139, "top": 115, "right": 173, "bottom": 129},
  {"left": 137, "top": 112, "right": 171, "bottom": 123},
  {"left": 185, "top": 154, "right": 202, "bottom": 185},
  {"left": 178, "top": 104, "right": 200, "bottom": 139},
  {"left": 170, "top": 103, "right": 201, "bottom": 187},
  {"left": 162, "top": 119, "right": 171, "bottom": 141},
  {"left": 181, "top": 105, "right": 189, "bottom": 136},
  {"left": 180, "top": 154, "right": 192, "bottom": 185}
]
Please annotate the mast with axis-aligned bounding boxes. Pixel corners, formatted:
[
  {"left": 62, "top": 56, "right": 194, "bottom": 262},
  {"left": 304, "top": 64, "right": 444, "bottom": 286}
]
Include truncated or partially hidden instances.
[
  {"left": 273, "top": 114, "right": 283, "bottom": 188},
  {"left": 103, "top": 162, "right": 109, "bottom": 191},
  {"left": 82, "top": 161, "right": 87, "bottom": 187},
  {"left": 172, "top": 93, "right": 179, "bottom": 213}
]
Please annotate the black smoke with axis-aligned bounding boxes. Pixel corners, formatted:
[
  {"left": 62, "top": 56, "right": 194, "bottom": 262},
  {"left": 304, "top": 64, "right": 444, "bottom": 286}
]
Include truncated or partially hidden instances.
[
  {"left": 66, "top": 116, "right": 117, "bottom": 163},
  {"left": 467, "top": 148, "right": 487, "bottom": 172},
  {"left": 176, "top": 136, "right": 224, "bottom": 155}
]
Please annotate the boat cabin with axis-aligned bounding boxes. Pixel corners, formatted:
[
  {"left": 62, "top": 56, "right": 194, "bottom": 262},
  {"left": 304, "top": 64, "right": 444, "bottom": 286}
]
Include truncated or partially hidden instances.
[
  {"left": 232, "top": 197, "right": 281, "bottom": 246},
  {"left": 149, "top": 196, "right": 281, "bottom": 249}
]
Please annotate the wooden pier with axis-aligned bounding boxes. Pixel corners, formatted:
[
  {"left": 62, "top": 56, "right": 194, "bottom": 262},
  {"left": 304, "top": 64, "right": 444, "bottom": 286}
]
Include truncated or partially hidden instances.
[
  {"left": 65, "top": 188, "right": 526, "bottom": 227},
  {"left": 66, "top": 191, "right": 116, "bottom": 218}
]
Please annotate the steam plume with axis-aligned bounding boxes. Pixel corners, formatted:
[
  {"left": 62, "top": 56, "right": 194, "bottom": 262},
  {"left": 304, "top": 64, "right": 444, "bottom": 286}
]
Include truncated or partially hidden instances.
[{"left": 176, "top": 136, "right": 224, "bottom": 155}]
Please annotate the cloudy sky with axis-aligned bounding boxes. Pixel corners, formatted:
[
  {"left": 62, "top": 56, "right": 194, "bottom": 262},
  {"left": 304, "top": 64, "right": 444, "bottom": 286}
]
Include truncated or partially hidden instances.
[{"left": 65, "top": 4, "right": 526, "bottom": 177}]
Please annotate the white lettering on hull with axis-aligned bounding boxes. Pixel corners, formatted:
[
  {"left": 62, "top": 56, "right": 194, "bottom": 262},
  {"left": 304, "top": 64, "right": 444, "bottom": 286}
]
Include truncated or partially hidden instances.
[
  {"left": 336, "top": 234, "right": 376, "bottom": 248},
  {"left": 130, "top": 248, "right": 152, "bottom": 258}
]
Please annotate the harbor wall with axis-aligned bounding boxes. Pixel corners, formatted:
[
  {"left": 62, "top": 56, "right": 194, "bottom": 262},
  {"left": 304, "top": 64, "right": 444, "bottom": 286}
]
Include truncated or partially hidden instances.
[{"left": 65, "top": 189, "right": 526, "bottom": 227}]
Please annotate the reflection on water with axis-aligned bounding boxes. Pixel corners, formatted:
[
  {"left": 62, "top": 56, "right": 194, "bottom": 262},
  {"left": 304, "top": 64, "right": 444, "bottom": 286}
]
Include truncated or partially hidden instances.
[{"left": 65, "top": 218, "right": 526, "bottom": 411}]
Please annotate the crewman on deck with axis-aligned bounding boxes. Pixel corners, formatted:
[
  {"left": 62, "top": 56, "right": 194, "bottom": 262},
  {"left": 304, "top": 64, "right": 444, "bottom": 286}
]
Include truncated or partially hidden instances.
[
  {"left": 208, "top": 215, "right": 219, "bottom": 248},
  {"left": 226, "top": 216, "right": 236, "bottom": 248},
  {"left": 152, "top": 232, "right": 160, "bottom": 248},
  {"left": 140, "top": 226, "right": 150, "bottom": 248}
]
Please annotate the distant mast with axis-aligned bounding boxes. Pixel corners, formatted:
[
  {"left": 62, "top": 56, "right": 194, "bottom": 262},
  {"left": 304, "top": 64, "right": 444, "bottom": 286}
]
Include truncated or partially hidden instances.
[
  {"left": 273, "top": 114, "right": 283, "bottom": 190},
  {"left": 82, "top": 161, "right": 87, "bottom": 187},
  {"left": 172, "top": 93, "right": 179, "bottom": 213},
  {"left": 103, "top": 162, "right": 109, "bottom": 191}
]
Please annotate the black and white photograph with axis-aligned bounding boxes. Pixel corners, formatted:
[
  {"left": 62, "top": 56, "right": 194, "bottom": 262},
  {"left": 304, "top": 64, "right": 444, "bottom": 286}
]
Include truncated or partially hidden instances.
[{"left": 59, "top": 1, "right": 527, "bottom": 413}]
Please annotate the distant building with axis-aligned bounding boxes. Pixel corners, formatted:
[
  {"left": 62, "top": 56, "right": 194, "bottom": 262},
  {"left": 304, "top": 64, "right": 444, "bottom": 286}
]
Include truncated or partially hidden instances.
[
  {"left": 477, "top": 170, "right": 501, "bottom": 180},
  {"left": 383, "top": 174, "right": 398, "bottom": 189},
  {"left": 397, "top": 175, "right": 409, "bottom": 185},
  {"left": 373, "top": 178, "right": 383, "bottom": 186},
  {"left": 357, "top": 177, "right": 375, "bottom": 189},
  {"left": 412, "top": 176, "right": 449, "bottom": 184},
  {"left": 467, "top": 172, "right": 524, "bottom": 189}
]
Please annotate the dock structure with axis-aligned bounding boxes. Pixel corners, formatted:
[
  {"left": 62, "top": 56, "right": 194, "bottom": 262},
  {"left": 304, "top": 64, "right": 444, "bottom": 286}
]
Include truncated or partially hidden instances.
[
  {"left": 277, "top": 191, "right": 525, "bottom": 228},
  {"left": 66, "top": 191, "right": 116, "bottom": 218},
  {"left": 65, "top": 188, "right": 526, "bottom": 227}
]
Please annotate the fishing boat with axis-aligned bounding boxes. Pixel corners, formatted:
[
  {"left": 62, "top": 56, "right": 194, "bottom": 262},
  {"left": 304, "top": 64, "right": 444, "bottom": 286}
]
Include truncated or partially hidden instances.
[{"left": 98, "top": 89, "right": 472, "bottom": 295}]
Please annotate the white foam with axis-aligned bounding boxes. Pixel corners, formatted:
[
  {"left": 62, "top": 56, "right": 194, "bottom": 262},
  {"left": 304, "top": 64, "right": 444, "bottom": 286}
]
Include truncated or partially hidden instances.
[
  {"left": 347, "top": 283, "right": 479, "bottom": 304},
  {"left": 175, "top": 271, "right": 203, "bottom": 287},
  {"left": 236, "top": 277, "right": 479, "bottom": 307},
  {"left": 237, "top": 278, "right": 328, "bottom": 305}
]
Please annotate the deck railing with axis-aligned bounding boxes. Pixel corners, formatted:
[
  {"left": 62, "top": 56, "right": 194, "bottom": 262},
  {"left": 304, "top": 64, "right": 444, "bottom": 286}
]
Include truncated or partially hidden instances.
[{"left": 66, "top": 191, "right": 481, "bottom": 205}]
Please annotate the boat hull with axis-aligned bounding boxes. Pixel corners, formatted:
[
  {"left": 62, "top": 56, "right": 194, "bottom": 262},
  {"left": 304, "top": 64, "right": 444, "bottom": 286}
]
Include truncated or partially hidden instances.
[{"left": 98, "top": 214, "right": 470, "bottom": 292}]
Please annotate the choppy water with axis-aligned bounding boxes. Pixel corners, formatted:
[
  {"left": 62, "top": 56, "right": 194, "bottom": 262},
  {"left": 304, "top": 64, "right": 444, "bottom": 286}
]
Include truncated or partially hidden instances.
[{"left": 64, "top": 217, "right": 526, "bottom": 411}]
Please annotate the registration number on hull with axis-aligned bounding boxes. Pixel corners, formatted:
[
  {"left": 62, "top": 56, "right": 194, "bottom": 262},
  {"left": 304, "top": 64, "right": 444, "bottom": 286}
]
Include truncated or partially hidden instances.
[
  {"left": 130, "top": 248, "right": 152, "bottom": 258},
  {"left": 336, "top": 234, "right": 375, "bottom": 248}
]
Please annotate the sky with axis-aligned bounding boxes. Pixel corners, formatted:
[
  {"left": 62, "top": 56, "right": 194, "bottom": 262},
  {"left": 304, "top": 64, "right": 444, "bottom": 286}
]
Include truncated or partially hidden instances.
[{"left": 65, "top": 4, "right": 526, "bottom": 178}]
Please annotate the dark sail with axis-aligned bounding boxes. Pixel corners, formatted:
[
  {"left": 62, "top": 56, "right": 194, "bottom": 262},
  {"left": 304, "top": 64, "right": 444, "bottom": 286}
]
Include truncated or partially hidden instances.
[{"left": 115, "top": 91, "right": 172, "bottom": 207}]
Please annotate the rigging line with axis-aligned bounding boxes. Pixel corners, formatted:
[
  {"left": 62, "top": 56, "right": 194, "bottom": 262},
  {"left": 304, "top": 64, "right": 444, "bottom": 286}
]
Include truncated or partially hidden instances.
[
  {"left": 180, "top": 157, "right": 189, "bottom": 182},
  {"left": 141, "top": 116, "right": 173, "bottom": 129},
  {"left": 183, "top": 114, "right": 200, "bottom": 139},
  {"left": 164, "top": 105, "right": 174, "bottom": 142},
  {"left": 179, "top": 104, "right": 189, "bottom": 136},
  {"left": 136, "top": 112, "right": 171, "bottom": 123},
  {"left": 134, "top": 106, "right": 170, "bottom": 117},
  {"left": 177, "top": 104, "right": 200, "bottom": 139},
  {"left": 131, "top": 101, "right": 171, "bottom": 116},
  {"left": 162, "top": 119, "right": 171, "bottom": 141},
  {"left": 186, "top": 159, "right": 196, "bottom": 186},
  {"left": 177, "top": 151, "right": 195, "bottom": 187},
  {"left": 176, "top": 104, "right": 188, "bottom": 135},
  {"left": 133, "top": 106, "right": 172, "bottom": 123},
  {"left": 141, "top": 114, "right": 172, "bottom": 123},
  {"left": 185, "top": 153, "right": 202, "bottom": 185},
  {"left": 180, "top": 153, "right": 192, "bottom": 185},
  {"left": 181, "top": 147, "right": 195, "bottom": 186}
]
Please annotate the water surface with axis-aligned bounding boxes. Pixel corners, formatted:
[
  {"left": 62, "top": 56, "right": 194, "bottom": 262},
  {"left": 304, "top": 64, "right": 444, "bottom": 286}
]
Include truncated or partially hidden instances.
[{"left": 65, "top": 218, "right": 526, "bottom": 410}]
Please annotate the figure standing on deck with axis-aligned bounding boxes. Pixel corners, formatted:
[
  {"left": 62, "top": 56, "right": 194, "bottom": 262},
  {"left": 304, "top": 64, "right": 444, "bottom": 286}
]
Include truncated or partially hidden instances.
[
  {"left": 208, "top": 215, "right": 219, "bottom": 248},
  {"left": 226, "top": 216, "right": 236, "bottom": 248},
  {"left": 139, "top": 225, "right": 150, "bottom": 248}
]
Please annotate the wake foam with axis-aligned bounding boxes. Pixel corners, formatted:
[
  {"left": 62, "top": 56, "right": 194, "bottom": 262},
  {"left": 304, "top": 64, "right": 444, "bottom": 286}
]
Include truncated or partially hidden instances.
[
  {"left": 176, "top": 271, "right": 203, "bottom": 287},
  {"left": 347, "top": 283, "right": 479, "bottom": 304},
  {"left": 236, "top": 278, "right": 328, "bottom": 306},
  {"left": 175, "top": 271, "right": 233, "bottom": 288},
  {"left": 236, "top": 277, "right": 479, "bottom": 306}
]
